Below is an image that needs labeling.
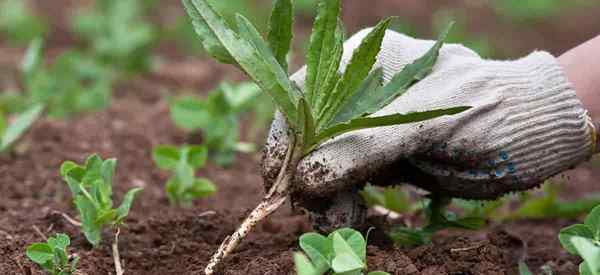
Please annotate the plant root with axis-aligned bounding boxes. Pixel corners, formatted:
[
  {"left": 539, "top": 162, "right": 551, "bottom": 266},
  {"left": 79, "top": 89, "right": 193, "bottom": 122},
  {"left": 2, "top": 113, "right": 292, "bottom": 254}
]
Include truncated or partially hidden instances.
[{"left": 113, "top": 228, "right": 124, "bottom": 275}]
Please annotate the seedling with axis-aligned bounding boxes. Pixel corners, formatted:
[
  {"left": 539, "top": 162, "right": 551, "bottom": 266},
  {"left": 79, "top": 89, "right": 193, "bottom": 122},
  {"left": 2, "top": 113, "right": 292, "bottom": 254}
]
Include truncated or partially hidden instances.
[
  {"left": 71, "top": 0, "right": 157, "bottom": 72},
  {"left": 26, "top": 233, "right": 79, "bottom": 275},
  {"left": 389, "top": 194, "right": 485, "bottom": 247},
  {"left": 182, "top": 0, "right": 469, "bottom": 272},
  {"left": 152, "top": 145, "right": 217, "bottom": 207},
  {"left": 60, "top": 154, "right": 143, "bottom": 275},
  {"left": 360, "top": 184, "right": 410, "bottom": 214},
  {"left": 559, "top": 205, "right": 600, "bottom": 275},
  {"left": 169, "top": 82, "right": 261, "bottom": 166},
  {"left": 295, "top": 228, "right": 390, "bottom": 275},
  {"left": 0, "top": 104, "right": 44, "bottom": 154},
  {"left": 0, "top": 0, "right": 48, "bottom": 45}
]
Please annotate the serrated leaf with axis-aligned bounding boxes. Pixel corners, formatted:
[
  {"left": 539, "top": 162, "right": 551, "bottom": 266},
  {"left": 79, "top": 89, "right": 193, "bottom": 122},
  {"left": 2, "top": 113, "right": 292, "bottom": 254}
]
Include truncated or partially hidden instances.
[
  {"left": 153, "top": 145, "right": 181, "bottom": 170},
  {"left": 317, "top": 18, "right": 392, "bottom": 130},
  {"left": 267, "top": 0, "right": 293, "bottom": 71},
  {"left": 294, "top": 253, "right": 320, "bottom": 275},
  {"left": 584, "top": 205, "right": 600, "bottom": 240},
  {"left": 332, "top": 67, "right": 383, "bottom": 125},
  {"left": 26, "top": 243, "right": 54, "bottom": 265},
  {"left": 181, "top": 0, "right": 234, "bottom": 63},
  {"left": 571, "top": 236, "right": 600, "bottom": 275},
  {"left": 305, "top": 0, "right": 341, "bottom": 108},
  {"left": 183, "top": 0, "right": 299, "bottom": 125},
  {"left": 312, "top": 107, "right": 470, "bottom": 152},
  {"left": 299, "top": 232, "right": 332, "bottom": 274},
  {"left": 116, "top": 187, "right": 143, "bottom": 222},
  {"left": 559, "top": 224, "right": 595, "bottom": 255},
  {"left": 0, "top": 104, "right": 44, "bottom": 152}
]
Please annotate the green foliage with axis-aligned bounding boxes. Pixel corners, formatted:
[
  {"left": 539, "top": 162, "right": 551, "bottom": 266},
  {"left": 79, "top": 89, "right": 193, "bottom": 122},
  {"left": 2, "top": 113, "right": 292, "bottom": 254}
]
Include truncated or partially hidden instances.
[
  {"left": 183, "top": 0, "right": 469, "bottom": 158},
  {"left": 152, "top": 145, "right": 216, "bottom": 207},
  {"left": 360, "top": 184, "right": 410, "bottom": 214},
  {"left": 0, "top": 0, "right": 48, "bottom": 45},
  {"left": 389, "top": 194, "right": 485, "bottom": 247},
  {"left": 26, "top": 233, "right": 79, "bottom": 275},
  {"left": 0, "top": 104, "right": 44, "bottom": 153},
  {"left": 169, "top": 82, "right": 261, "bottom": 166},
  {"left": 71, "top": 0, "right": 157, "bottom": 72},
  {"left": 295, "top": 228, "right": 390, "bottom": 275},
  {"left": 559, "top": 205, "right": 600, "bottom": 275},
  {"left": 60, "top": 154, "right": 143, "bottom": 247},
  {"left": 491, "top": 0, "right": 595, "bottom": 22}
]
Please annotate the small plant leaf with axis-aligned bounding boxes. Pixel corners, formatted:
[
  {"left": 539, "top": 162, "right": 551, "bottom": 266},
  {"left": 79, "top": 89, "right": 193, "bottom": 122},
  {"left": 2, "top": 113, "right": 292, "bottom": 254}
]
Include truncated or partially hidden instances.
[
  {"left": 0, "top": 104, "right": 44, "bottom": 152},
  {"left": 116, "top": 187, "right": 144, "bottom": 222},
  {"left": 221, "top": 82, "right": 261, "bottom": 111},
  {"left": 153, "top": 145, "right": 181, "bottom": 170},
  {"left": 188, "top": 178, "right": 217, "bottom": 197},
  {"left": 267, "top": 0, "right": 293, "bottom": 72},
  {"left": 330, "top": 232, "right": 365, "bottom": 273},
  {"left": 187, "top": 145, "right": 209, "bottom": 169},
  {"left": 331, "top": 67, "right": 383, "bottom": 125},
  {"left": 26, "top": 243, "right": 54, "bottom": 265},
  {"left": 22, "top": 37, "right": 44, "bottom": 80},
  {"left": 317, "top": 17, "right": 393, "bottom": 130},
  {"left": 181, "top": 0, "right": 234, "bottom": 63},
  {"left": 47, "top": 233, "right": 70, "bottom": 251},
  {"left": 170, "top": 96, "right": 210, "bottom": 131},
  {"left": 571, "top": 236, "right": 600, "bottom": 275},
  {"left": 312, "top": 107, "right": 470, "bottom": 151},
  {"left": 294, "top": 253, "right": 320, "bottom": 275},
  {"left": 299, "top": 233, "right": 332, "bottom": 273},
  {"left": 584, "top": 205, "right": 600, "bottom": 240},
  {"left": 559, "top": 224, "right": 595, "bottom": 255},
  {"left": 305, "top": 0, "right": 342, "bottom": 108},
  {"left": 329, "top": 228, "right": 366, "bottom": 262}
]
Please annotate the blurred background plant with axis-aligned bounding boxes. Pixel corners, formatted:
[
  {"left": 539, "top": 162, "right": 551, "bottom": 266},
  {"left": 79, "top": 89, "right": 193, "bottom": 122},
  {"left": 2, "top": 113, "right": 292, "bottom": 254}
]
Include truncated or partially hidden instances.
[{"left": 0, "top": 0, "right": 48, "bottom": 46}]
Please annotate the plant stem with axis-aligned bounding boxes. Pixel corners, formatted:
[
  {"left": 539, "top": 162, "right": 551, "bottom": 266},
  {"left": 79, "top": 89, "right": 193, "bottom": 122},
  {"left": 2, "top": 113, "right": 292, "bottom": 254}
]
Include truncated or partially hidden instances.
[
  {"left": 113, "top": 228, "right": 124, "bottom": 275},
  {"left": 204, "top": 135, "right": 301, "bottom": 275}
]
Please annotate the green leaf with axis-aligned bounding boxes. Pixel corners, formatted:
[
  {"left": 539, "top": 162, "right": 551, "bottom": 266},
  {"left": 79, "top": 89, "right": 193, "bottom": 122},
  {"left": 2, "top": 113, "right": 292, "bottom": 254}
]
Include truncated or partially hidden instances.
[
  {"left": 267, "top": 0, "right": 293, "bottom": 72},
  {"left": 153, "top": 145, "right": 181, "bottom": 170},
  {"left": 188, "top": 178, "right": 217, "bottom": 198},
  {"left": 47, "top": 233, "right": 70, "bottom": 251},
  {"left": 332, "top": 68, "right": 384, "bottom": 125},
  {"left": 298, "top": 98, "right": 316, "bottom": 151},
  {"left": 312, "top": 107, "right": 470, "bottom": 151},
  {"left": 0, "top": 104, "right": 44, "bottom": 152},
  {"left": 221, "top": 82, "right": 261, "bottom": 111},
  {"left": 305, "top": 0, "right": 342, "bottom": 108},
  {"left": 316, "top": 17, "right": 392, "bottom": 130},
  {"left": 181, "top": 0, "right": 234, "bottom": 63},
  {"left": 299, "top": 232, "right": 332, "bottom": 274},
  {"left": 60, "top": 161, "right": 79, "bottom": 177},
  {"left": 518, "top": 261, "right": 533, "bottom": 275},
  {"left": 584, "top": 205, "right": 600, "bottom": 240},
  {"left": 170, "top": 96, "right": 210, "bottom": 131},
  {"left": 22, "top": 37, "right": 44, "bottom": 80},
  {"left": 329, "top": 228, "right": 366, "bottom": 262},
  {"left": 571, "top": 236, "right": 600, "bottom": 275},
  {"left": 389, "top": 227, "right": 431, "bottom": 246},
  {"left": 559, "top": 224, "right": 595, "bottom": 255},
  {"left": 368, "top": 272, "right": 391, "bottom": 275},
  {"left": 116, "top": 187, "right": 143, "bottom": 222},
  {"left": 294, "top": 253, "right": 320, "bottom": 275},
  {"left": 187, "top": 145, "right": 208, "bottom": 169},
  {"left": 95, "top": 209, "right": 117, "bottom": 227},
  {"left": 582, "top": 262, "right": 595, "bottom": 275},
  {"left": 330, "top": 232, "right": 365, "bottom": 273},
  {"left": 183, "top": 0, "right": 299, "bottom": 125},
  {"left": 26, "top": 243, "right": 54, "bottom": 265}
]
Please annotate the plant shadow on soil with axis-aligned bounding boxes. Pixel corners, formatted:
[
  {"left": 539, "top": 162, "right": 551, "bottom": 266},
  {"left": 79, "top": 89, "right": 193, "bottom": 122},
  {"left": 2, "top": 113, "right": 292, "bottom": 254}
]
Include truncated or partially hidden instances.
[{"left": 3, "top": 0, "right": 600, "bottom": 274}]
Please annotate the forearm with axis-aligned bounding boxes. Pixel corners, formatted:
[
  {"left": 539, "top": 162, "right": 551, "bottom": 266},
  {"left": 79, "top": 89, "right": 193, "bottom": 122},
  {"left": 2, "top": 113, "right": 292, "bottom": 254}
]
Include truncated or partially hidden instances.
[{"left": 558, "top": 35, "right": 600, "bottom": 152}]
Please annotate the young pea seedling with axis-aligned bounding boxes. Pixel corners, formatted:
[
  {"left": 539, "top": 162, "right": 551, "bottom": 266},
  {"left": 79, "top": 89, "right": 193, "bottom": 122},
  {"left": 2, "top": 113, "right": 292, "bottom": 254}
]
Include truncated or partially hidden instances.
[
  {"left": 295, "top": 228, "right": 389, "bottom": 275},
  {"left": 60, "top": 154, "right": 143, "bottom": 275},
  {"left": 26, "top": 233, "right": 79, "bottom": 275},
  {"left": 152, "top": 144, "right": 217, "bottom": 207},
  {"left": 169, "top": 82, "right": 261, "bottom": 166},
  {"left": 183, "top": 0, "right": 468, "bottom": 272},
  {"left": 559, "top": 205, "right": 600, "bottom": 275}
]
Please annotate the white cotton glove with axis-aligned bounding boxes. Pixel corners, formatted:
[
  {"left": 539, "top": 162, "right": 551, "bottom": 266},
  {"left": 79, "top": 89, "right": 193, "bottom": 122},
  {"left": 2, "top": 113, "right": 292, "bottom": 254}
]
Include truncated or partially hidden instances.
[{"left": 261, "top": 28, "right": 596, "bottom": 202}]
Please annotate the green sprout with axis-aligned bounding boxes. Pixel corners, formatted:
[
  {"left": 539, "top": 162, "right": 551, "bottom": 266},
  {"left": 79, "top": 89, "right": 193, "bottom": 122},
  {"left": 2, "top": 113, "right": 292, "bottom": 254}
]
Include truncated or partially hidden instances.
[
  {"left": 559, "top": 205, "right": 600, "bottom": 275},
  {"left": 295, "top": 228, "right": 390, "bottom": 275},
  {"left": 0, "top": 0, "right": 48, "bottom": 45},
  {"left": 60, "top": 154, "right": 143, "bottom": 275},
  {"left": 71, "top": 0, "right": 157, "bottom": 73},
  {"left": 152, "top": 144, "right": 217, "bottom": 207},
  {"left": 169, "top": 81, "right": 261, "bottom": 166},
  {"left": 182, "top": 0, "right": 469, "bottom": 272},
  {"left": 26, "top": 233, "right": 79, "bottom": 275},
  {"left": 0, "top": 104, "right": 43, "bottom": 154}
]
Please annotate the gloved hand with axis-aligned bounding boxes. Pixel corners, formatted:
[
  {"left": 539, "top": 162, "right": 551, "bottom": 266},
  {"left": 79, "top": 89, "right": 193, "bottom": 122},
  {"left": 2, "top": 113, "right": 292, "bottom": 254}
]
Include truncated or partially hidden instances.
[{"left": 261, "top": 28, "right": 596, "bottom": 206}]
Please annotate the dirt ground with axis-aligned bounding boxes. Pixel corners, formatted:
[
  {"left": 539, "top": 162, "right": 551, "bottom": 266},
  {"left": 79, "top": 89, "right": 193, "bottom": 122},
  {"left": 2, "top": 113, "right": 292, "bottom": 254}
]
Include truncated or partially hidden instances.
[{"left": 2, "top": 0, "right": 600, "bottom": 274}]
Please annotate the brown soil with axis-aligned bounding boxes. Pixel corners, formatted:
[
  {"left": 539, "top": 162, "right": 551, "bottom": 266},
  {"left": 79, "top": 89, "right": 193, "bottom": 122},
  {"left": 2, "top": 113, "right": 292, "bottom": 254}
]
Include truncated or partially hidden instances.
[{"left": 2, "top": 0, "right": 600, "bottom": 275}]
